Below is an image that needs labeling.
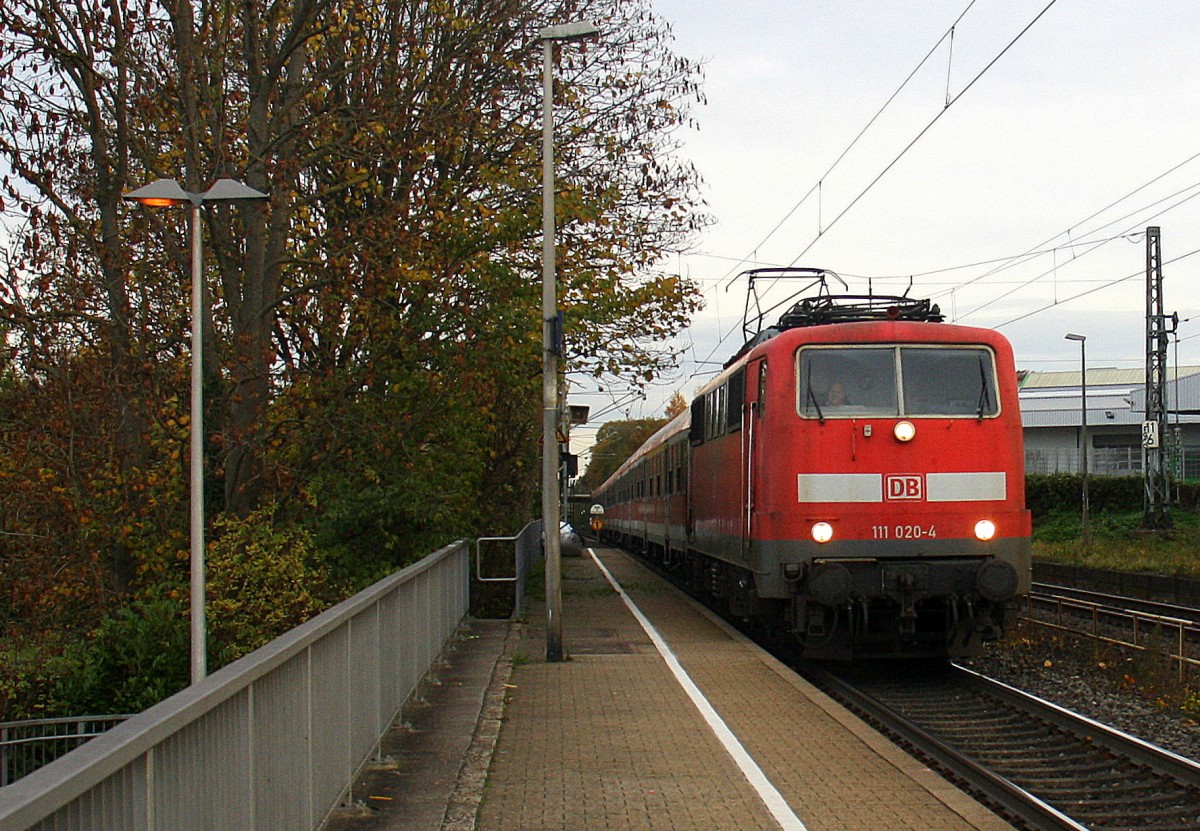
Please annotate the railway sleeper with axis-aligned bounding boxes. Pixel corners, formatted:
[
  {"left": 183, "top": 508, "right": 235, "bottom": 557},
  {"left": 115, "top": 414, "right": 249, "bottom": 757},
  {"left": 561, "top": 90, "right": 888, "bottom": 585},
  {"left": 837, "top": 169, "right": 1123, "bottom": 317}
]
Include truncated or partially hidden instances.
[
  {"left": 1030, "top": 783, "right": 1189, "bottom": 807},
  {"left": 982, "top": 757, "right": 1128, "bottom": 777}
]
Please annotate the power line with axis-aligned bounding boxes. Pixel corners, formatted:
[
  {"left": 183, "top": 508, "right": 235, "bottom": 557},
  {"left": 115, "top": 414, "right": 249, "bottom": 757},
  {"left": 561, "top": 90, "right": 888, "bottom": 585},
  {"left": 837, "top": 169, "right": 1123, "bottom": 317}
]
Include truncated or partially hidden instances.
[
  {"left": 958, "top": 183, "right": 1200, "bottom": 320},
  {"left": 994, "top": 245, "right": 1200, "bottom": 329},
  {"left": 927, "top": 152, "right": 1200, "bottom": 309},
  {"left": 689, "top": 0, "right": 1060, "bottom": 380},
  {"left": 713, "top": 0, "right": 981, "bottom": 295},
  {"left": 785, "top": 0, "right": 1062, "bottom": 269},
  {"left": 675, "top": 152, "right": 1200, "bottom": 297}
]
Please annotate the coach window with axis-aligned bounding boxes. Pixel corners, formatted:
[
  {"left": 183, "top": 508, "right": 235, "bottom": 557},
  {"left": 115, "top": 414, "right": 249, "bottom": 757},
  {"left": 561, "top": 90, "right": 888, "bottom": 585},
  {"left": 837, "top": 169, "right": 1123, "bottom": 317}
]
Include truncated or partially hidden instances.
[
  {"left": 689, "top": 396, "right": 705, "bottom": 445},
  {"left": 798, "top": 347, "right": 898, "bottom": 418},
  {"left": 757, "top": 363, "right": 768, "bottom": 418},
  {"left": 900, "top": 346, "right": 998, "bottom": 417},
  {"left": 713, "top": 385, "right": 727, "bottom": 439},
  {"left": 727, "top": 367, "right": 745, "bottom": 432},
  {"left": 705, "top": 386, "right": 728, "bottom": 441}
]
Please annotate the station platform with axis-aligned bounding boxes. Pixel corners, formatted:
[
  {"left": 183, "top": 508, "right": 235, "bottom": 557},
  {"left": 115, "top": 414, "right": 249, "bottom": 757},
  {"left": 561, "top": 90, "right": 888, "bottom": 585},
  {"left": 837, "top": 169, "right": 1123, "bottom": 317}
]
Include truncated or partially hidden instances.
[{"left": 329, "top": 547, "right": 1017, "bottom": 831}]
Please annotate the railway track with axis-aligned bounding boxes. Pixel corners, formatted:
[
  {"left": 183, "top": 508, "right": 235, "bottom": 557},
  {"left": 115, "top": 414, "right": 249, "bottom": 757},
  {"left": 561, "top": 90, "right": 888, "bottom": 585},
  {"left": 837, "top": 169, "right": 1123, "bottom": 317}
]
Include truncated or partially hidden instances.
[
  {"left": 805, "top": 660, "right": 1200, "bottom": 831},
  {"left": 625, "top": 544, "right": 1200, "bottom": 827}
]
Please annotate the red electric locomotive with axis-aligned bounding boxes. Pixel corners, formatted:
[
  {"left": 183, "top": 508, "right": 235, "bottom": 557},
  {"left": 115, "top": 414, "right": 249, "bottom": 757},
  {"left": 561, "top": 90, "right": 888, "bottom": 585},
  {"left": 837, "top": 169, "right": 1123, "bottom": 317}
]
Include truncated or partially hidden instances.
[{"left": 595, "top": 270, "right": 1031, "bottom": 659}]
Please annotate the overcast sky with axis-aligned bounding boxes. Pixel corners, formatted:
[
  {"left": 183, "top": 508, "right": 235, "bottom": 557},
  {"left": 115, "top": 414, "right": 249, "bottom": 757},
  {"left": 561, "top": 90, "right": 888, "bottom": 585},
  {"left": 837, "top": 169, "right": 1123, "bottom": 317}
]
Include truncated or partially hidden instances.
[{"left": 570, "top": 0, "right": 1200, "bottom": 460}]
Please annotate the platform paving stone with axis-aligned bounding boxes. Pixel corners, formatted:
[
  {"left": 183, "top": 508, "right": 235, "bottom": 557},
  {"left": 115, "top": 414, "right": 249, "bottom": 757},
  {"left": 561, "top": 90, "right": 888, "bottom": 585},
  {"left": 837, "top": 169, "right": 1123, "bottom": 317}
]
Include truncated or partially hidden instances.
[{"left": 475, "top": 548, "right": 1016, "bottom": 831}]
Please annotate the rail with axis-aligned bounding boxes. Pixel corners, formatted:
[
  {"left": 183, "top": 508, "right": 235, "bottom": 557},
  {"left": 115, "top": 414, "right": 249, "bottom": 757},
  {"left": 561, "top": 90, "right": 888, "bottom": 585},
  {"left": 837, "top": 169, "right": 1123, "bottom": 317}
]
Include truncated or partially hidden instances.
[
  {"left": 1025, "top": 590, "right": 1200, "bottom": 681},
  {"left": 0, "top": 540, "right": 469, "bottom": 831}
]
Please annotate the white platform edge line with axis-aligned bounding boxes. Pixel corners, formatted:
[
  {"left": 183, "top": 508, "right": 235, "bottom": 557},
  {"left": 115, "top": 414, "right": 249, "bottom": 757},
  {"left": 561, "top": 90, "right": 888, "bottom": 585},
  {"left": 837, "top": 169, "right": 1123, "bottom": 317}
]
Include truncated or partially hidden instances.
[{"left": 587, "top": 548, "right": 809, "bottom": 831}]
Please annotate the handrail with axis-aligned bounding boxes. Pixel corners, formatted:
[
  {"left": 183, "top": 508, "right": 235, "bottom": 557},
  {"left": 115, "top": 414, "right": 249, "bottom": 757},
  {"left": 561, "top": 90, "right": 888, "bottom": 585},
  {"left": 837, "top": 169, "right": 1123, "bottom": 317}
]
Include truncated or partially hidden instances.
[
  {"left": 475, "top": 520, "right": 541, "bottom": 582},
  {"left": 476, "top": 520, "right": 542, "bottom": 618},
  {"left": 0, "top": 540, "right": 470, "bottom": 831},
  {"left": 1025, "top": 591, "right": 1199, "bottom": 681}
]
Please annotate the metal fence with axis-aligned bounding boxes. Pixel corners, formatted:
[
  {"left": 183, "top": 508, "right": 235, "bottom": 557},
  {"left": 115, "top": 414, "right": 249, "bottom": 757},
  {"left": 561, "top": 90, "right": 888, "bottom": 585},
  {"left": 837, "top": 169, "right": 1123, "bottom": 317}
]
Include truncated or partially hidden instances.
[
  {"left": 1, "top": 716, "right": 133, "bottom": 787},
  {"left": 0, "top": 540, "right": 469, "bottom": 831},
  {"left": 1025, "top": 446, "right": 1200, "bottom": 479}
]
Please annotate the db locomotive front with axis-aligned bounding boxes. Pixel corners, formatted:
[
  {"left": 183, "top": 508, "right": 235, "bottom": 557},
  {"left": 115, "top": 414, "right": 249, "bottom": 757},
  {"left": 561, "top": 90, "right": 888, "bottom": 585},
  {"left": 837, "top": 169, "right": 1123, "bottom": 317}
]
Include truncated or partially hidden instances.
[{"left": 595, "top": 270, "right": 1031, "bottom": 660}]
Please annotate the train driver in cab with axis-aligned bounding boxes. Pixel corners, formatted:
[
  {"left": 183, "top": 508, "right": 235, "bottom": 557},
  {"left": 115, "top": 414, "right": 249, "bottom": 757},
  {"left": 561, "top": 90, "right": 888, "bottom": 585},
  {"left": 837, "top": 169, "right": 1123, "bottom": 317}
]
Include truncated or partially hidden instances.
[{"left": 825, "top": 381, "right": 848, "bottom": 407}]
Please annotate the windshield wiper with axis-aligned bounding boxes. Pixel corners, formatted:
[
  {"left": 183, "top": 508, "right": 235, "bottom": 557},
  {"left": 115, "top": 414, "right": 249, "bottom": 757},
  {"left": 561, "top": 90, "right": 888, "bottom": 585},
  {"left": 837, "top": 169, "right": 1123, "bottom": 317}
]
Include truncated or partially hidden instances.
[
  {"left": 976, "top": 356, "right": 991, "bottom": 420},
  {"left": 807, "top": 380, "right": 825, "bottom": 424}
]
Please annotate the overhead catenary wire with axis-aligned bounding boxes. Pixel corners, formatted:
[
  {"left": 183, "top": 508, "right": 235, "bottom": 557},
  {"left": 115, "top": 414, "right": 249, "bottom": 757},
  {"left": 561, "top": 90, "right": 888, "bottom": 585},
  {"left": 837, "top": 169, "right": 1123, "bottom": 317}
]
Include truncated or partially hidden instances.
[
  {"left": 958, "top": 182, "right": 1200, "bottom": 320},
  {"left": 784, "top": 0, "right": 1062, "bottom": 269},
  {"left": 691, "top": 0, "right": 1059, "bottom": 380},
  {"left": 713, "top": 0, "right": 981, "bottom": 295},
  {"left": 926, "top": 152, "right": 1200, "bottom": 308},
  {"left": 994, "top": 245, "right": 1200, "bottom": 330}
]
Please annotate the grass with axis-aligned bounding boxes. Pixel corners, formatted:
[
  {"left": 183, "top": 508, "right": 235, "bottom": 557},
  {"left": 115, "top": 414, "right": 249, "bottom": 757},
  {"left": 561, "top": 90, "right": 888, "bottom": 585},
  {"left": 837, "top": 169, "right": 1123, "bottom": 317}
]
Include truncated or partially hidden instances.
[{"left": 1032, "top": 507, "right": 1200, "bottom": 579}]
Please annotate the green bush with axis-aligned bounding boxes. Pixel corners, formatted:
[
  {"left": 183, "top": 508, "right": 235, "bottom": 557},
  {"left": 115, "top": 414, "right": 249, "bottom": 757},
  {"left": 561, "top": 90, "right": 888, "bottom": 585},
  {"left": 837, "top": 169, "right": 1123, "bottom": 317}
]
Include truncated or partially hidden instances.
[
  {"left": 1025, "top": 473, "right": 1143, "bottom": 519},
  {"left": 206, "top": 508, "right": 337, "bottom": 666},
  {"left": 54, "top": 597, "right": 189, "bottom": 715},
  {"left": 306, "top": 468, "right": 470, "bottom": 588}
]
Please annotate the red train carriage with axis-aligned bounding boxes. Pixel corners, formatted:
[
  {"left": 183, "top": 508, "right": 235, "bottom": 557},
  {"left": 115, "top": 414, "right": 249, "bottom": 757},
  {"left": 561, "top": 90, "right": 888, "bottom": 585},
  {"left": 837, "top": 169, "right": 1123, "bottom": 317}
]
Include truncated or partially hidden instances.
[{"left": 596, "top": 274, "right": 1031, "bottom": 659}]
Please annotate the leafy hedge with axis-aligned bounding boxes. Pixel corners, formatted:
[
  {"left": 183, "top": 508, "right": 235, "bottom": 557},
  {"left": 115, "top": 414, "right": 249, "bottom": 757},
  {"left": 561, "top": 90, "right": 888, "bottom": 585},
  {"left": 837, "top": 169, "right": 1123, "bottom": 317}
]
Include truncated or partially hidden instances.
[
  {"left": 1025, "top": 474, "right": 1142, "bottom": 519},
  {"left": 1028, "top": 473, "right": 1200, "bottom": 518}
]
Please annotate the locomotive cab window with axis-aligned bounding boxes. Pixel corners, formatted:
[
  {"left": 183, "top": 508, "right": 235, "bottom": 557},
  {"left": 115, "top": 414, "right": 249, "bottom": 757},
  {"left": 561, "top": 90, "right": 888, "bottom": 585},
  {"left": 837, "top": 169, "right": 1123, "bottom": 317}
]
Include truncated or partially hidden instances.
[
  {"left": 797, "top": 345, "right": 999, "bottom": 419},
  {"left": 901, "top": 346, "right": 998, "bottom": 417},
  {"left": 798, "top": 347, "right": 898, "bottom": 417}
]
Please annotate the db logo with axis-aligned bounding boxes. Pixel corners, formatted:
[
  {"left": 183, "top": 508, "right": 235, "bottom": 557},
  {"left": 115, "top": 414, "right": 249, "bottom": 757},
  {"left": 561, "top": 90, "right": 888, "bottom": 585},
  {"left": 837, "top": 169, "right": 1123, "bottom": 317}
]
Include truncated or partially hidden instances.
[{"left": 885, "top": 474, "right": 924, "bottom": 500}]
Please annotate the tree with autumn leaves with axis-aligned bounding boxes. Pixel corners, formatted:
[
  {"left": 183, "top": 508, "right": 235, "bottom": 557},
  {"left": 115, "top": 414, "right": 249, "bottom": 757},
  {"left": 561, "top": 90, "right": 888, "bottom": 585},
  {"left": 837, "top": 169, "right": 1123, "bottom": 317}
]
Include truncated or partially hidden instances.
[{"left": 0, "top": 0, "right": 707, "bottom": 717}]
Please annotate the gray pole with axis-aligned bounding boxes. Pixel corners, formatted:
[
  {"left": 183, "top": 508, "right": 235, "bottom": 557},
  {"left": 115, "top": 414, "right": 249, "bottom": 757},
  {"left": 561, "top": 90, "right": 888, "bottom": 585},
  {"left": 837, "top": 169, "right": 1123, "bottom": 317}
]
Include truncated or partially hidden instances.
[
  {"left": 123, "top": 177, "right": 268, "bottom": 684},
  {"left": 1144, "top": 226, "right": 1172, "bottom": 529},
  {"left": 541, "top": 35, "right": 564, "bottom": 662},
  {"left": 1066, "top": 333, "right": 1089, "bottom": 550},
  {"left": 1079, "top": 339, "right": 1089, "bottom": 551},
  {"left": 538, "top": 21, "right": 599, "bottom": 663},
  {"left": 189, "top": 204, "right": 207, "bottom": 684}
]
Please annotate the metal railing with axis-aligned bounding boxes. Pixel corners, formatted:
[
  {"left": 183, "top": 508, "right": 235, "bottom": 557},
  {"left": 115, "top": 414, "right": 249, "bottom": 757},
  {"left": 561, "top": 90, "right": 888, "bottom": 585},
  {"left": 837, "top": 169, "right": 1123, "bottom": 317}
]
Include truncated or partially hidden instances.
[
  {"left": 1, "top": 716, "right": 133, "bottom": 787},
  {"left": 475, "top": 520, "right": 542, "bottom": 617},
  {"left": 0, "top": 540, "right": 469, "bottom": 831},
  {"left": 1026, "top": 445, "right": 1200, "bottom": 479},
  {"left": 1025, "top": 591, "right": 1200, "bottom": 682}
]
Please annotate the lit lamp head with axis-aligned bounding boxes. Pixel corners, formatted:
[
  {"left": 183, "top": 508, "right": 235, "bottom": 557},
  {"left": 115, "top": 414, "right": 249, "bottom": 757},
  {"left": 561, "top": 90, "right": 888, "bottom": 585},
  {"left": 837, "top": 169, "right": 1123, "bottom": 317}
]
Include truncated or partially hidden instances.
[
  {"left": 123, "top": 178, "right": 195, "bottom": 207},
  {"left": 124, "top": 177, "right": 268, "bottom": 207}
]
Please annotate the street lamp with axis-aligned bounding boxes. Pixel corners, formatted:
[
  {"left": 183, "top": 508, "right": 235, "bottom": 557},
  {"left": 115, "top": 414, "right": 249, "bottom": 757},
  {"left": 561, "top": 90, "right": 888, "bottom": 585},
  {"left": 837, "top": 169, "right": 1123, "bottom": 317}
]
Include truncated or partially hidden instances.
[
  {"left": 1065, "top": 333, "right": 1090, "bottom": 550},
  {"left": 539, "top": 20, "right": 599, "bottom": 662},
  {"left": 124, "top": 177, "right": 269, "bottom": 684}
]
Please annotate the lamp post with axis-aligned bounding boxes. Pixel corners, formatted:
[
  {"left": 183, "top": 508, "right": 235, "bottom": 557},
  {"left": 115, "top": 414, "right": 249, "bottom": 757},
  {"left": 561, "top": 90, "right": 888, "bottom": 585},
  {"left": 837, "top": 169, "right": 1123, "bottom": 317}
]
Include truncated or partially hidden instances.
[
  {"left": 539, "top": 20, "right": 599, "bottom": 662},
  {"left": 123, "top": 177, "right": 269, "bottom": 684},
  {"left": 1065, "top": 333, "right": 1090, "bottom": 550}
]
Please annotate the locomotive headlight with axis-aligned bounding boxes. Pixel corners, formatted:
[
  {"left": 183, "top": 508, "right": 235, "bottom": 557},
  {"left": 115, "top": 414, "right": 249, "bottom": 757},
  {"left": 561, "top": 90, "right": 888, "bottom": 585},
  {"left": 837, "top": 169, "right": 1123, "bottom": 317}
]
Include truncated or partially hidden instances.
[
  {"left": 811, "top": 522, "right": 834, "bottom": 543},
  {"left": 893, "top": 420, "right": 916, "bottom": 442},
  {"left": 974, "top": 519, "right": 997, "bottom": 541}
]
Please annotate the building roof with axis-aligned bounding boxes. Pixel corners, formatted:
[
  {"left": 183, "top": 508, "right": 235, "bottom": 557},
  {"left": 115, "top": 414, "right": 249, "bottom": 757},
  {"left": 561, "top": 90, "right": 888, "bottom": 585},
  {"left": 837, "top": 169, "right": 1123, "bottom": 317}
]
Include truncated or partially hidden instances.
[
  {"left": 1018, "top": 365, "right": 1200, "bottom": 426},
  {"left": 1018, "top": 366, "right": 1200, "bottom": 389}
]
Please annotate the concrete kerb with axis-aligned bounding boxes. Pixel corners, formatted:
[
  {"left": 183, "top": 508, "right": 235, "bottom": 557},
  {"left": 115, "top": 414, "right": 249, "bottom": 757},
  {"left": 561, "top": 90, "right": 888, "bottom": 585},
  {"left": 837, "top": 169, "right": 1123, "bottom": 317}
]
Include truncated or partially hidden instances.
[{"left": 439, "top": 622, "right": 523, "bottom": 831}]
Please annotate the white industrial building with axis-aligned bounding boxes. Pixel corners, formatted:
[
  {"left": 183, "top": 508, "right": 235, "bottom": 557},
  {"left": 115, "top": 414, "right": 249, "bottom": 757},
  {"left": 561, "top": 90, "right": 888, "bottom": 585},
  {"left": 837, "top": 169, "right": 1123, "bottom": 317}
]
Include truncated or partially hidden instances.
[{"left": 1019, "top": 367, "right": 1200, "bottom": 478}]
